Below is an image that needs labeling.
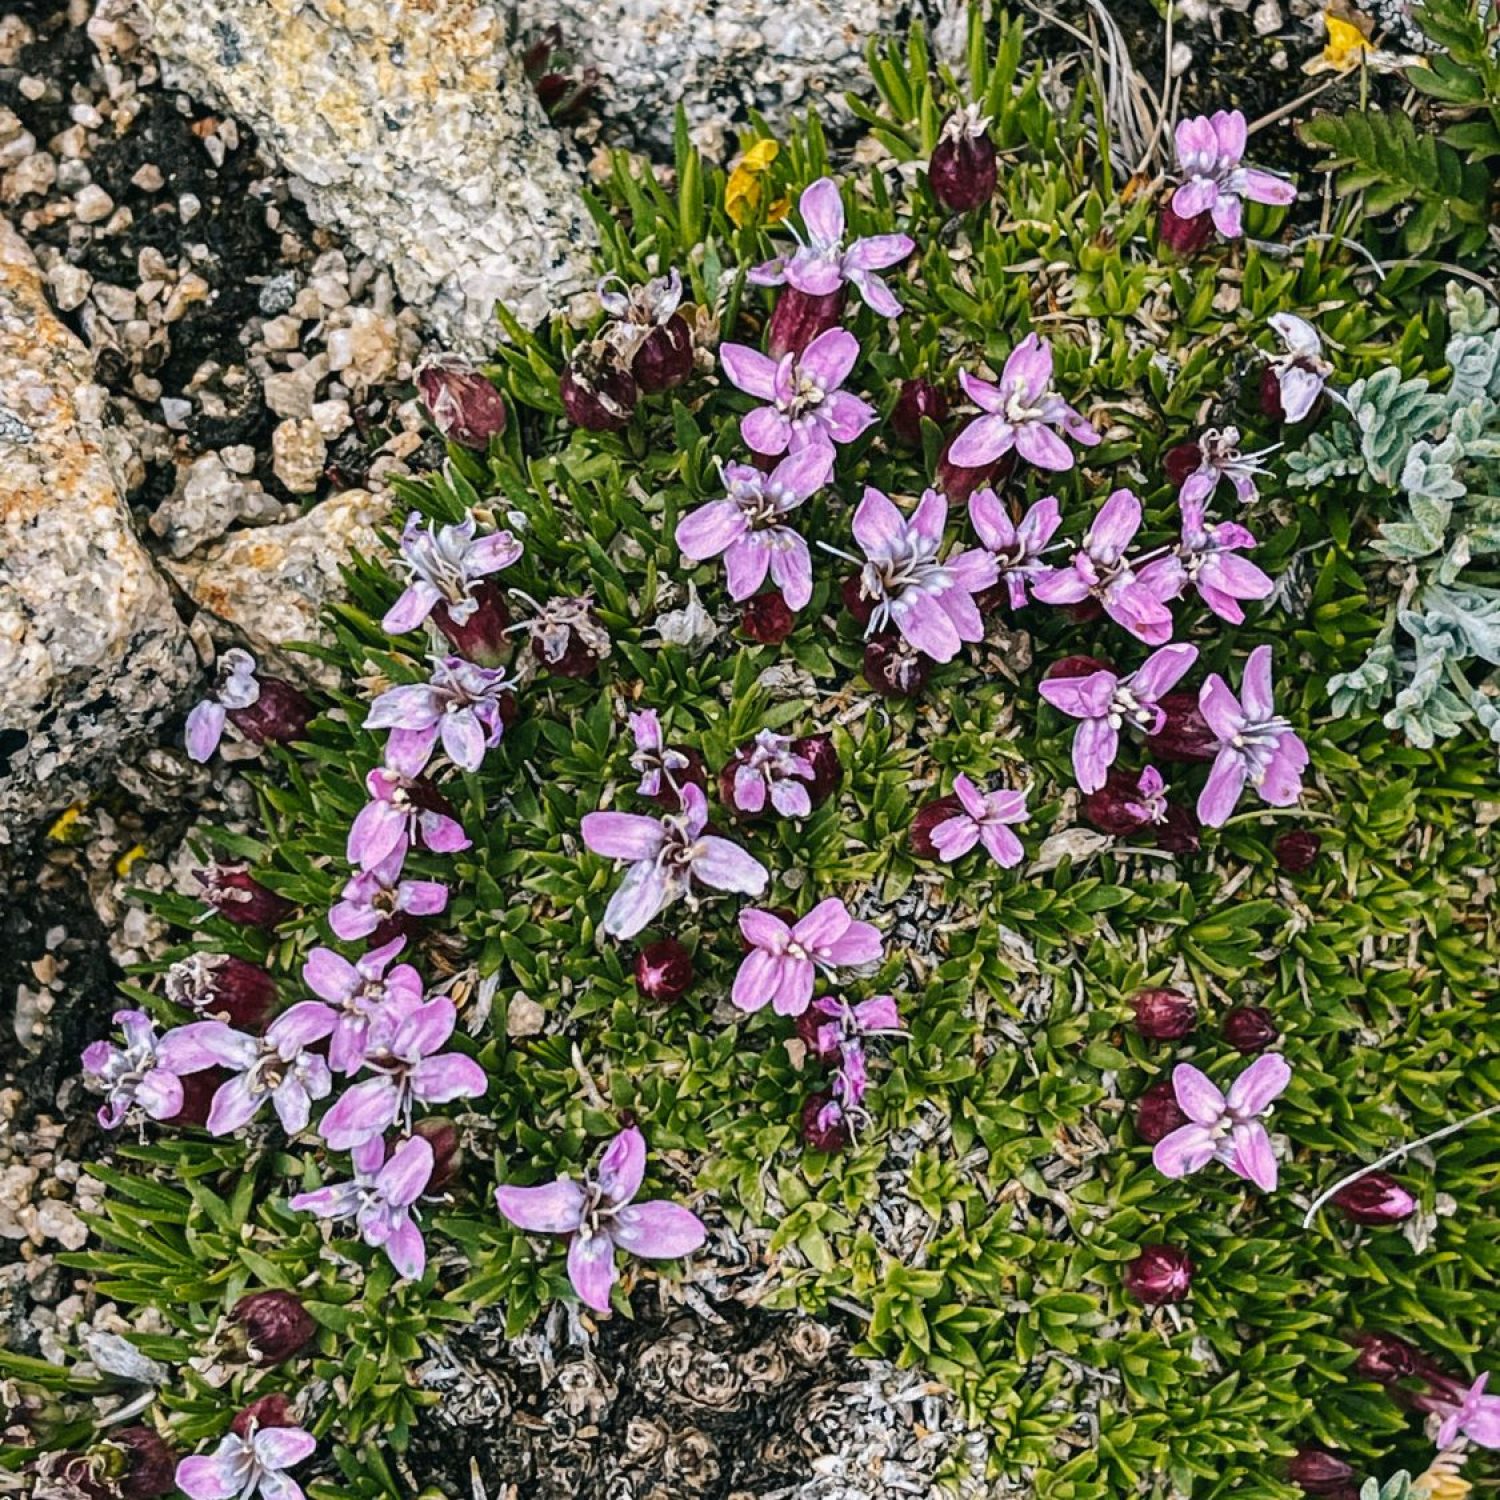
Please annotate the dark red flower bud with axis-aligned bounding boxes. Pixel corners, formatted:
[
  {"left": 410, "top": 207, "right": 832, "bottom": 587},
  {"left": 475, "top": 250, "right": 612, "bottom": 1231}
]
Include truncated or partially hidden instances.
[
  {"left": 1151, "top": 802, "right": 1202, "bottom": 855},
  {"left": 1132, "top": 987, "right": 1197, "bottom": 1041},
  {"left": 166, "top": 954, "right": 278, "bottom": 1030},
  {"left": 863, "top": 633, "right": 931, "bottom": 700},
  {"left": 1349, "top": 1331, "right": 1421, "bottom": 1386},
  {"left": 634, "top": 937, "right": 694, "bottom": 1003},
  {"left": 415, "top": 355, "right": 508, "bottom": 449},
  {"left": 1082, "top": 769, "right": 1158, "bottom": 836},
  {"left": 800, "top": 1092, "right": 851, "bottom": 1152},
  {"left": 63, "top": 1426, "right": 177, "bottom": 1500},
  {"left": 841, "top": 573, "right": 876, "bottom": 627},
  {"left": 232, "top": 1290, "right": 316, "bottom": 1365},
  {"left": 1044, "top": 654, "right": 1114, "bottom": 682},
  {"left": 1288, "top": 1449, "right": 1358, "bottom": 1498},
  {"left": 1331, "top": 1172, "right": 1417, "bottom": 1227},
  {"left": 1135, "top": 1078, "right": 1188, "bottom": 1144},
  {"left": 795, "top": 1008, "right": 843, "bottom": 1065},
  {"left": 1122, "top": 1244, "right": 1194, "bottom": 1306},
  {"left": 411, "top": 1116, "right": 463, "bottom": 1192},
  {"left": 1260, "top": 366, "right": 1287, "bottom": 422},
  {"left": 889, "top": 378, "right": 950, "bottom": 447},
  {"left": 1157, "top": 201, "right": 1215, "bottom": 258},
  {"left": 767, "top": 286, "right": 846, "bottom": 360},
  {"left": 793, "top": 735, "right": 841, "bottom": 808},
  {"left": 1145, "top": 693, "right": 1219, "bottom": 763},
  {"left": 521, "top": 24, "right": 564, "bottom": 80},
  {"left": 935, "top": 441, "right": 997, "bottom": 505},
  {"left": 1222, "top": 1004, "right": 1279, "bottom": 1055},
  {"left": 909, "top": 795, "right": 962, "bottom": 859},
  {"left": 195, "top": 866, "right": 294, "bottom": 931},
  {"left": 741, "top": 590, "right": 796, "bottom": 644},
  {"left": 433, "top": 577, "right": 514, "bottom": 668},
  {"left": 645, "top": 746, "right": 709, "bottom": 812},
  {"left": 928, "top": 108, "right": 998, "bottom": 212},
  {"left": 1163, "top": 441, "right": 1204, "bottom": 489},
  {"left": 632, "top": 312, "right": 695, "bottom": 394},
  {"left": 164, "top": 1067, "right": 227, "bottom": 1127},
  {"left": 560, "top": 343, "right": 637, "bottom": 431},
  {"left": 227, "top": 675, "right": 315, "bottom": 749},
  {"left": 230, "top": 1393, "right": 295, "bottom": 1439},
  {"left": 1274, "top": 830, "right": 1322, "bottom": 874}
]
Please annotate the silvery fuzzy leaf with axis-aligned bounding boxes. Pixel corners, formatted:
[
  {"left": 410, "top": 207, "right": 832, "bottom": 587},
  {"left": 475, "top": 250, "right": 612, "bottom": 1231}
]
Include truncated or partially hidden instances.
[
  {"left": 1416, "top": 583, "right": 1500, "bottom": 664},
  {"left": 1445, "top": 331, "right": 1500, "bottom": 406},
  {"left": 1348, "top": 368, "right": 1447, "bottom": 487},
  {"left": 82, "top": 1330, "right": 167, "bottom": 1385},
  {"left": 1284, "top": 423, "right": 1364, "bottom": 488},
  {"left": 1328, "top": 640, "right": 1397, "bottom": 717},
  {"left": 1445, "top": 280, "right": 1498, "bottom": 339}
]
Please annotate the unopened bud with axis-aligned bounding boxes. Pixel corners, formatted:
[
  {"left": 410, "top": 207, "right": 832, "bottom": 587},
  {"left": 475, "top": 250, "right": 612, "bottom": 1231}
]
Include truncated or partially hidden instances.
[
  {"left": 416, "top": 356, "right": 508, "bottom": 449},
  {"left": 909, "top": 795, "right": 962, "bottom": 859},
  {"left": 929, "top": 107, "right": 998, "bottom": 212},
  {"left": 864, "top": 634, "right": 931, "bottom": 700},
  {"left": 1122, "top": 1244, "right": 1193, "bottom": 1306},
  {"left": 766, "top": 286, "right": 846, "bottom": 360},
  {"left": 741, "top": 590, "right": 796, "bottom": 644},
  {"left": 232, "top": 1290, "right": 316, "bottom": 1365},
  {"left": 1222, "top": 1004, "right": 1279, "bottom": 1055},
  {"left": 1132, "top": 987, "right": 1197, "bottom": 1041},
  {"left": 1331, "top": 1172, "right": 1417, "bottom": 1227},
  {"left": 1157, "top": 201, "right": 1215, "bottom": 257},
  {"left": 1135, "top": 1079, "right": 1188, "bottom": 1144},
  {"left": 889, "top": 378, "right": 949, "bottom": 448},
  {"left": 195, "top": 866, "right": 294, "bottom": 931},
  {"left": 634, "top": 938, "right": 694, "bottom": 1003}
]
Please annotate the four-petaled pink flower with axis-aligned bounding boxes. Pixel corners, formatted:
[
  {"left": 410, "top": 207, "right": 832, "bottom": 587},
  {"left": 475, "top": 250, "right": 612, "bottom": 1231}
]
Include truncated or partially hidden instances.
[
  {"left": 495, "top": 1126, "right": 706, "bottom": 1314},
  {"left": 185, "top": 648, "right": 259, "bottom": 762},
  {"left": 1197, "top": 645, "right": 1308, "bottom": 827},
  {"left": 1031, "top": 488, "right": 1176, "bottom": 644},
  {"left": 968, "top": 490, "right": 1061, "bottom": 608},
  {"left": 627, "top": 709, "right": 693, "bottom": 800},
  {"left": 1179, "top": 427, "right": 1276, "bottom": 508},
  {"left": 675, "top": 447, "right": 832, "bottom": 609},
  {"left": 1038, "top": 644, "right": 1199, "bottom": 793},
  {"left": 928, "top": 774, "right": 1029, "bottom": 866},
  {"left": 1152, "top": 1053, "right": 1291, "bottom": 1192},
  {"left": 581, "top": 783, "right": 768, "bottom": 940},
  {"left": 319, "top": 996, "right": 487, "bottom": 1150},
  {"left": 1172, "top": 109, "right": 1296, "bottom": 239},
  {"left": 365, "top": 656, "right": 513, "bottom": 777},
  {"left": 850, "top": 486, "right": 997, "bottom": 663},
  {"left": 720, "top": 329, "right": 877, "bottom": 457},
  {"left": 329, "top": 851, "right": 449, "bottom": 943},
  {"left": 290, "top": 1133, "right": 434, "bottom": 1280},
  {"left": 726, "top": 730, "right": 816, "bottom": 819},
  {"left": 176, "top": 1418, "right": 316, "bottom": 1500},
  {"left": 948, "top": 334, "right": 1100, "bottom": 471},
  {"left": 1435, "top": 1373, "right": 1500, "bottom": 1451},
  {"left": 732, "top": 897, "right": 883, "bottom": 1015},
  {"left": 290, "top": 937, "right": 426, "bottom": 1075},
  {"left": 382, "top": 511, "right": 523, "bottom": 635},
  {"left": 1141, "top": 498, "right": 1274, "bottom": 626},
  {"left": 157, "top": 1011, "right": 334, "bottom": 1137},
  {"left": 1266, "top": 313, "right": 1334, "bottom": 423},
  {"left": 82, "top": 1011, "right": 184, "bottom": 1129},
  {"left": 747, "top": 176, "right": 915, "bottom": 317},
  {"left": 346, "top": 767, "right": 470, "bottom": 873}
]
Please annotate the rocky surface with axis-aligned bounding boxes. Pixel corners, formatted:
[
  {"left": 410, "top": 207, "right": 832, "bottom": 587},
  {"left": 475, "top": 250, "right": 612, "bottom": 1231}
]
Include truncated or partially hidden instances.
[
  {"left": 134, "top": 0, "right": 598, "bottom": 351},
  {"left": 0, "top": 216, "right": 196, "bottom": 842}
]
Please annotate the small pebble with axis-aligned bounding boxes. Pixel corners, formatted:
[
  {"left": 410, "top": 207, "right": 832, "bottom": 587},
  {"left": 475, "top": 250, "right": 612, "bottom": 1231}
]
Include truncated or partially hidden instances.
[
  {"left": 130, "top": 162, "right": 164, "bottom": 191},
  {"left": 72, "top": 183, "right": 113, "bottom": 222}
]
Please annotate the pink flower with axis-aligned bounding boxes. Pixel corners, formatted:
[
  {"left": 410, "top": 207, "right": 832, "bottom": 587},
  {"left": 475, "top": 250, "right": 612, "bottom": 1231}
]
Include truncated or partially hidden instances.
[
  {"left": 82, "top": 1011, "right": 185, "bottom": 1129},
  {"left": 948, "top": 334, "right": 1100, "bottom": 471},
  {"left": 382, "top": 512, "right": 523, "bottom": 636},
  {"left": 364, "top": 656, "right": 514, "bottom": 777},
  {"left": 157, "top": 1011, "right": 335, "bottom": 1137},
  {"left": 290, "top": 1133, "right": 434, "bottom": 1280},
  {"left": 1197, "top": 646, "right": 1308, "bottom": 826},
  {"left": 494, "top": 1126, "right": 706, "bottom": 1314},
  {"left": 329, "top": 851, "right": 449, "bottom": 943},
  {"left": 1435, "top": 1373, "right": 1500, "bottom": 1450},
  {"left": 1266, "top": 313, "right": 1334, "bottom": 423},
  {"left": 627, "top": 709, "right": 695, "bottom": 800},
  {"left": 747, "top": 177, "right": 915, "bottom": 317},
  {"left": 803, "top": 994, "right": 903, "bottom": 1136},
  {"left": 346, "top": 767, "right": 470, "bottom": 873},
  {"left": 176, "top": 1418, "right": 316, "bottom": 1500},
  {"left": 184, "top": 648, "right": 313, "bottom": 762},
  {"left": 294, "top": 936, "right": 426, "bottom": 1075},
  {"left": 1139, "top": 498, "right": 1274, "bottom": 626},
  {"left": 675, "top": 447, "right": 832, "bottom": 609},
  {"left": 1031, "top": 488, "right": 1177, "bottom": 644},
  {"left": 1171, "top": 109, "right": 1296, "bottom": 239},
  {"left": 849, "top": 486, "right": 997, "bottom": 663},
  {"left": 1177, "top": 426, "right": 1276, "bottom": 508},
  {"left": 581, "top": 783, "right": 769, "bottom": 940},
  {"left": 968, "top": 490, "right": 1062, "bottom": 608},
  {"left": 318, "top": 996, "right": 486, "bottom": 1150},
  {"left": 1152, "top": 1053, "right": 1291, "bottom": 1191},
  {"left": 1038, "top": 644, "right": 1199, "bottom": 792},
  {"left": 719, "top": 329, "right": 877, "bottom": 458},
  {"left": 927, "top": 774, "right": 1029, "bottom": 866},
  {"left": 732, "top": 897, "right": 883, "bottom": 1015},
  {"left": 720, "top": 730, "right": 816, "bottom": 819}
]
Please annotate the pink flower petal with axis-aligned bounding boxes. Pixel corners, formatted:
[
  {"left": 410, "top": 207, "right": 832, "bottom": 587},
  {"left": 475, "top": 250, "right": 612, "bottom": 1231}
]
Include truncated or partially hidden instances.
[
  {"left": 1172, "top": 1064, "right": 1227, "bottom": 1124},
  {"left": 611, "top": 1200, "right": 707, "bottom": 1259},
  {"left": 597, "top": 1126, "right": 647, "bottom": 1207},
  {"left": 582, "top": 812, "right": 665, "bottom": 861},
  {"left": 495, "top": 1178, "right": 587, "bottom": 1234},
  {"left": 567, "top": 1229, "right": 619, "bottom": 1312}
]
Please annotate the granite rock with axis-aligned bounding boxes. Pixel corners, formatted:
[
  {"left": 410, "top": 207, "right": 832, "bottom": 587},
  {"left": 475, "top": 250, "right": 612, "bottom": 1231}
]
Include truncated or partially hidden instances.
[
  {"left": 164, "top": 489, "right": 390, "bottom": 687},
  {"left": 135, "top": 0, "right": 597, "bottom": 351},
  {"left": 0, "top": 218, "right": 196, "bottom": 841}
]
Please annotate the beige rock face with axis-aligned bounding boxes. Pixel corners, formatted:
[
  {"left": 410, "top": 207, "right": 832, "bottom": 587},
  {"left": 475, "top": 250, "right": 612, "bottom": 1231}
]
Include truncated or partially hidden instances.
[
  {"left": 136, "top": 0, "right": 596, "bottom": 352},
  {"left": 164, "top": 489, "right": 390, "bottom": 688},
  {"left": 0, "top": 219, "right": 196, "bottom": 840}
]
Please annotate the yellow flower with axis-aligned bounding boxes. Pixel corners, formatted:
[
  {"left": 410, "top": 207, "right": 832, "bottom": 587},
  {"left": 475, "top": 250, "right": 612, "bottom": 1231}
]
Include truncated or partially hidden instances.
[
  {"left": 1303, "top": 9, "right": 1413, "bottom": 74},
  {"left": 46, "top": 803, "right": 86, "bottom": 842},
  {"left": 726, "top": 139, "right": 787, "bottom": 227},
  {"left": 1415, "top": 1450, "right": 1472, "bottom": 1500},
  {"left": 115, "top": 843, "right": 148, "bottom": 877}
]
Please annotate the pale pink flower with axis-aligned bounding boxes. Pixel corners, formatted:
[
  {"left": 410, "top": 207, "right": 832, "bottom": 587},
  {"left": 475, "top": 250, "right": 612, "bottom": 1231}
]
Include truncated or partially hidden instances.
[
  {"left": 719, "top": 329, "right": 877, "bottom": 457},
  {"left": 345, "top": 767, "right": 469, "bottom": 873},
  {"left": 1139, "top": 498, "right": 1274, "bottom": 626},
  {"left": 1197, "top": 646, "right": 1308, "bottom": 827},
  {"left": 927, "top": 774, "right": 1029, "bottom": 866},
  {"left": 948, "top": 334, "right": 1099, "bottom": 471},
  {"left": 1435, "top": 1373, "right": 1500, "bottom": 1450},
  {"left": 176, "top": 1420, "right": 315, "bottom": 1500},
  {"left": 1266, "top": 313, "right": 1335, "bottom": 422},
  {"left": 292, "top": 936, "right": 426, "bottom": 1075},
  {"left": 732, "top": 898, "right": 883, "bottom": 1015},
  {"left": 81, "top": 1011, "right": 184, "bottom": 1129},
  {"left": 1172, "top": 109, "right": 1296, "bottom": 239},
  {"left": 1152, "top": 1053, "right": 1291, "bottom": 1191},
  {"left": 968, "top": 490, "right": 1061, "bottom": 608}
]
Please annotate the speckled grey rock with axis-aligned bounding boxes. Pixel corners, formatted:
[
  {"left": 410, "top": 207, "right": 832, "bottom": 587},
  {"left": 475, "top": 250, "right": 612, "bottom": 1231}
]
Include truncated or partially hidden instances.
[
  {"left": 135, "top": 0, "right": 596, "bottom": 351},
  {"left": 0, "top": 219, "right": 196, "bottom": 842},
  {"left": 514, "top": 0, "right": 946, "bottom": 155}
]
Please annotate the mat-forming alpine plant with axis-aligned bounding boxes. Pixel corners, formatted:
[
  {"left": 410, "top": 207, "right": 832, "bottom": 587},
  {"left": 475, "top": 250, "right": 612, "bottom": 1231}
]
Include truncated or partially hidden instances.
[
  {"left": 1197, "top": 644, "right": 1309, "bottom": 825},
  {"left": 83, "top": 1011, "right": 186, "bottom": 1129},
  {"left": 295, "top": 937, "right": 426, "bottom": 1075},
  {"left": 382, "top": 512, "right": 524, "bottom": 642},
  {"left": 720, "top": 329, "right": 877, "bottom": 458},
  {"left": 1031, "top": 488, "right": 1177, "bottom": 644},
  {"left": 1263, "top": 313, "right": 1335, "bottom": 422},
  {"left": 967, "top": 489, "right": 1061, "bottom": 608},
  {"left": 175, "top": 1414, "right": 316, "bottom": 1500},
  {"left": 1152, "top": 1053, "right": 1292, "bottom": 1192},
  {"left": 328, "top": 852, "right": 449, "bottom": 943},
  {"left": 184, "top": 647, "right": 314, "bottom": 762},
  {"left": 675, "top": 446, "right": 833, "bottom": 609},
  {"left": 947, "top": 333, "right": 1100, "bottom": 472},
  {"left": 1141, "top": 498, "right": 1274, "bottom": 625},
  {"left": 346, "top": 767, "right": 470, "bottom": 873},
  {"left": 581, "top": 782, "right": 769, "bottom": 939},
  {"left": 318, "top": 996, "right": 487, "bottom": 1150},
  {"left": 365, "top": 655, "right": 515, "bottom": 776},
  {"left": 494, "top": 1126, "right": 707, "bottom": 1315},
  {"left": 290, "top": 1133, "right": 435, "bottom": 1281},
  {"left": 747, "top": 176, "right": 915, "bottom": 318},
  {"left": 731, "top": 897, "right": 883, "bottom": 1016},
  {"left": 849, "top": 486, "right": 997, "bottom": 662},
  {"left": 925, "top": 774, "right": 1030, "bottom": 867},
  {"left": 1171, "top": 108, "right": 1296, "bottom": 240}
]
